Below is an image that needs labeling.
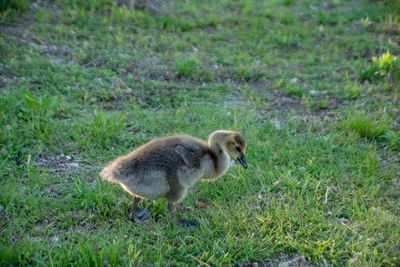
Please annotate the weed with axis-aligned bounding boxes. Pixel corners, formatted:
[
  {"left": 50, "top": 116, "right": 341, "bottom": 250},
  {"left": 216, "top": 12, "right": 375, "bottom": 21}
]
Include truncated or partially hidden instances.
[
  {"left": 18, "top": 90, "right": 61, "bottom": 143},
  {"left": 312, "top": 98, "right": 329, "bottom": 110},
  {"left": 343, "top": 82, "right": 364, "bottom": 98},
  {"left": 232, "top": 64, "right": 265, "bottom": 80},
  {"left": 174, "top": 56, "right": 202, "bottom": 78},
  {"left": 343, "top": 71, "right": 367, "bottom": 98},
  {"left": 21, "top": 90, "right": 61, "bottom": 114},
  {"left": 84, "top": 111, "right": 126, "bottom": 145},
  {"left": 374, "top": 52, "right": 398, "bottom": 73},
  {"left": 273, "top": 78, "right": 286, "bottom": 89},
  {"left": 359, "top": 52, "right": 399, "bottom": 82},
  {"left": 302, "top": 95, "right": 329, "bottom": 110},
  {"left": 273, "top": 78, "right": 306, "bottom": 96},
  {"left": 362, "top": 17, "right": 372, "bottom": 27},
  {"left": 384, "top": 131, "right": 400, "bottom": 150},
  {"left": 285, "top": 83, "right": 305, "bottom": 96}
]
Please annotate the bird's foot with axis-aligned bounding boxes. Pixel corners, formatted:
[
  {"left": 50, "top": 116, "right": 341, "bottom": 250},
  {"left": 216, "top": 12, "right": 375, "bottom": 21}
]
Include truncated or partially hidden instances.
[
  {"left": 178, "top": 218, "right": 198, "bottom": 228},
  {"left": 128, "top": 208, "right": 151, "bottom": 223}
]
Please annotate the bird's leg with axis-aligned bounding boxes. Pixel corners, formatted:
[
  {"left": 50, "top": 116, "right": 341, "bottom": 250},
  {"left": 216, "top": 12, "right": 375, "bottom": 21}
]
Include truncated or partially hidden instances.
[
  {"left": 168, "top": 201, "right": 178, "bottom": 223},
  {"left": 128, "top": 197, "right": 151, "bottom": 223},
  {"left": 128, "top": 196, "right": 140, "bottom": 221},
  {"left": 168, "top": 201, "right": 198, "bottom": 228}
]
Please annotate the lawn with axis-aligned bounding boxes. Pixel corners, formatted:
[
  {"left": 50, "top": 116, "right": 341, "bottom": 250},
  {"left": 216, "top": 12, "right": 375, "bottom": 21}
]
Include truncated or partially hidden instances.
[{"left": 1, "top": 0, "right": 399, "bottom": 266}]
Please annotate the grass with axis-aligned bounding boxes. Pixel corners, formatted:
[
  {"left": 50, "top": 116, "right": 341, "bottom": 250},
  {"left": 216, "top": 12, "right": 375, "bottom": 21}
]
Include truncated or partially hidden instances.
[
  {"left": 174, "top": 56, "right": 202, "bottom": 78},
  {"left": 302, "top": 96, "right": 330, "bottom": 110},
  {"left": 347, "top": 113, "right": 391, "bottom": 140},
  {"left": 1, "top": 0, "right": 400, "bottom": 266},
  {"left": 344, "top": 81, "right": 365, "bottom": 98}
]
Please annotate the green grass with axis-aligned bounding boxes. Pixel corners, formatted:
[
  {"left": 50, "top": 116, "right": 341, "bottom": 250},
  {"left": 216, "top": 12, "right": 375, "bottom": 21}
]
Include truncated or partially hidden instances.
[
  {"left": 174, "top": 56, "right": 202, "bottom": 78},
  {"left": 302, "top": 96, "right": 330, "bottom": 110},
  {"left": 344, "top": 81, "right": 365, "bottom": 99},
  {"left": 346, "top": 113, "right": 391, "bottom": 140},
  {"left": 1, "top": 0, "right": 400, "bottom": 266}
]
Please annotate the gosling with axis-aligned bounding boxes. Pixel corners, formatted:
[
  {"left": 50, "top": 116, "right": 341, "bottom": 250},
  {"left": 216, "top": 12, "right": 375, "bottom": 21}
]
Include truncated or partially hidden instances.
[{"left": 100, "top": 130, "right": 247, "bottom": 224}]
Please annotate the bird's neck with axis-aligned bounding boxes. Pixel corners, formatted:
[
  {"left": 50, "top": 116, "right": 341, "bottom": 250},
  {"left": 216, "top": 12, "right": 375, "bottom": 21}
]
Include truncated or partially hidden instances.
[
  {"left": 206, "top": 141, "right": 230, "bottom": 179},
  {"left": 208, "top": 130, "right": 229, "bottom": 149}
]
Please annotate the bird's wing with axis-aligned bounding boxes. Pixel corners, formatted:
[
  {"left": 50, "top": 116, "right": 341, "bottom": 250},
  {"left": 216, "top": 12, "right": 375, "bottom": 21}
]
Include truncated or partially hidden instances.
[
  {"left": 182, "top": 141, "right": 203, "bottom": 155},
  {"left": 175, "top": 143, "right": 202, "bottom": 169}
]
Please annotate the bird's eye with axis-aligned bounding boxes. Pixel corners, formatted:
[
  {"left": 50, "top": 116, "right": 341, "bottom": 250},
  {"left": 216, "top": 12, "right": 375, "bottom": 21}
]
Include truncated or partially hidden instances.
[{"left": 236, "top": 146, "right": 241, "bottom": 151}]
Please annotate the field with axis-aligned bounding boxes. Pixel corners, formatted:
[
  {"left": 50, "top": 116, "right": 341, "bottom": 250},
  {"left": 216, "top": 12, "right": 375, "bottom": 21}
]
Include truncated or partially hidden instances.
[{"left": 1, "top": 0, "right": 400, "bottom": 265}]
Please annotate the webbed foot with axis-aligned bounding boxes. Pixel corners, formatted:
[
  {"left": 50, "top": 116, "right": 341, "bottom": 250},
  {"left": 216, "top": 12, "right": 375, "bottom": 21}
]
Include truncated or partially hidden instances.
[
  {"left": 178, "top": 218, "right": 198, "bottom": 228},
  {"left": 128, "top": 208, "right": 151, "bottom": 223}
]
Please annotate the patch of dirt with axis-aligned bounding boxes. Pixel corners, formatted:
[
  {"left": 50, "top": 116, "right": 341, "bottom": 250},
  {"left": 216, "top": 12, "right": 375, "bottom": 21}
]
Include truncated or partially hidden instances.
[
  {"left": 1, "top": 1, "right": 74, "bottom": 66},
  {"left": 31, "top": 42, "right": 73, "bottom": 58},
  {"left": 236, "top": 253, "right": 317, "bottom": 267},
  {"left": 38, "top": 153, "right": 98, "bottom": 179},
  {"left": 92, "top": 84, "right": 171, "bottom": 111},
  {"left": 0, "top": 3, "right": 49, "bottom": 87},
  {"left": 117, "top": 0, "right": 166, "bottom": 14},
  {"left": 39, "top": 182, "right": 69, "bottom": 198},
  {"left": 0, "top": 0, "right": 44, "bottom": 42},
  {"left": 33, "top": 214, "right": 104, "bottom": 246},
  {"left": 125, "top": 57, "right": 176, "bottom": 82},
  {"left": 0, "top": 6, "right": 34, "bottom": 87},
  {"left": 0, "top": 24, "right": 32, "bottom": 43},
  {"left": 232, "top": 79, "right": 343, "bottom": 121},
  {"left": 93, "top": 96, "right": 129, "bottom": 111},
  {"left": 0, "top": 75, "right": 28, "bottom": 89},
  {"left": 36, "top": 153, "right": 100, "bottom": 197},
  {"left": 80, "top": 54, "right": 178, "bottom": 84},
  {"left": 38, "top": 153, "right": 82, "bottom": 174}
]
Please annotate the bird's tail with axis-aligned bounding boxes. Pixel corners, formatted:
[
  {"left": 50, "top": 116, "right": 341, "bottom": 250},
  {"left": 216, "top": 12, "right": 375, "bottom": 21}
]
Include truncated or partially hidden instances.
[{"left": 100, "top": 164, "right": 119, "bottom": 184}]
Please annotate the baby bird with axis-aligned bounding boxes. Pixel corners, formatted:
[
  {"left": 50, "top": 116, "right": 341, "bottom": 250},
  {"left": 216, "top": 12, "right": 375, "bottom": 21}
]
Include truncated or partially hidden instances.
[{"left": 100, "top": 130, "right": 247, "bottom": 224}]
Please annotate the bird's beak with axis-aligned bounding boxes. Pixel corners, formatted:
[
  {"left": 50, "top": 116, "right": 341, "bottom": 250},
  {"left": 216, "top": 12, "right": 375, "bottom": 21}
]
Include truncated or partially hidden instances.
[{"left": 237, "top": 154, "right": 248, "bottom": 169}]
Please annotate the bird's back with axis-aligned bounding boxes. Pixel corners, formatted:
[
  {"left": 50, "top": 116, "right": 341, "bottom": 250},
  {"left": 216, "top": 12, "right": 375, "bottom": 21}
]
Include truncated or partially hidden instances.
[{"left": 124, "top": 135, "right": 207, "bottom": 172}]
